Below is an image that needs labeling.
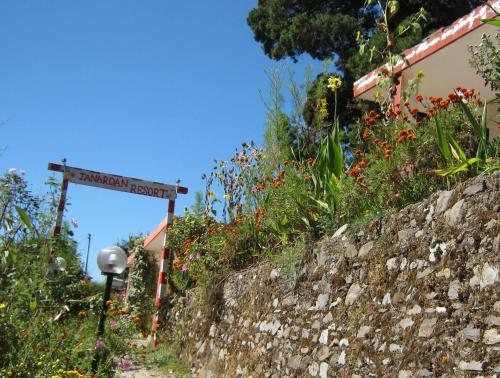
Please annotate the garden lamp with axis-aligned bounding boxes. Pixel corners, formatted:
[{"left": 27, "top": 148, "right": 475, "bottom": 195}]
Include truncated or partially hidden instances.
[
  {"left": 47, "top": 256, "right": 67, "bottom": 276},
  {"left": 91, "top": 245, "right": 127, "bottom": 372},
  {"left": 54, "top": 256, "right": 67, "bottom": 271}
]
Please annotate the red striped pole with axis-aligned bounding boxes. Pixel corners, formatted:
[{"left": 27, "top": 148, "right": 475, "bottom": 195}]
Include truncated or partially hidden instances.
[
  {"left": 50, "top": 159, "right": 69, "bottom": 260},
  {"left": 151, "top": 197, "right": 176, "bottom": 347}
]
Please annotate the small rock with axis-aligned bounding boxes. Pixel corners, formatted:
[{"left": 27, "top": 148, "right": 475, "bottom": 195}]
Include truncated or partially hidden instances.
[
  {"left": 382, "top": 292, "right": 392, "bottom": 305},
  {"left": 308, "top": 361, "right": 319, "bottom": 376},
  {"left": 409, "top": 259, "right": 427, "bottom": 270},
  {"left": 209, "top": 324, "right": 216, "bottom": 337},
  {"left": 435, "top": 190, "right": 453, "bottom": 214},
  {"left": 319, "top": 362, "right": 329, "bottom": 378},
  {"left": 269, "top": 268, "right": 281, "bottom": 279},
  {"left": 458, "top": 360, "right": 483, "bottom": 371},
  {"left": 329, "top": 297, "right": 341, "bottom": 309},
  {"left": 316, "top": 293, "right": 329, "bottom": 310},
  {"left": 485, "top": 315, "right": 500, "bottom": 326},
  {"left": 338, "top": 351, "right": 346, "bottom": 365},
  {"left": 322, "top": 312, "right": 333, "bottom": 324},
  {"left": 418, "top": 318, "right": 437, "bottom": 338},
  {"left": 445, "top": 199, "right": 465, "bottom": 225},
  {"left": 398, "top": 370, "right": 413, "bottom": 378},
  {"left": 312, "top": 320, "right": 321, "bottom": 330},
  {"left": 382, "top": 358, "right": 391, "bottom": 365},
  {"left": 462, "top": 327, "right": 480, "bottom": 343},
  {"left": 390, "top": 344, "right": 403, "bottom": 353},
  {"left": 407, "top": 304, "right": 422, "bottom": 315},
  {"left": 358, "top": 241, "right": 374, "bottom": 257},
  {"left": 469, "top": 263, "right": 498, "bottom": 289},
  {"left": 437, "top": 268, "right": 451, "bottom": 279},
  {"left": 425, "top": 205, "right": 435, "bottom": 223},
  {"left": 400, "top": 257, "right": 408, "bottom": 270},
  {"left": 398, "top": 228, "right": 415, "bottom": 241},
  {"left": 483, "top": 329, "right": 500, "bottom": 345},
  {"left": 333, "top": 224, "right": 348, "bottom": 238},
  {"left": 396, "top": 318, "right": 414, "bottom": 331},
  {"left": 387, "top": 257, "right": 398, "bottom": 270},
  {"left": 344, "top": 243, "right": 357, "bottom": 258},
  {"left": 339, "top": 338, "right": 349, "bottom": 348},
  {"left": 319, "top": 329, "right": 329, "bottom": 345},
  {"left": 356, "top": 325, "right": 371, "bottom": 339},
  {"left": 287, "top": 355, "right": 302, "bottom": 370},
  {"left": 448, "top": 280, "right": 460, "bottom": 300},
  {"left": 463, "top": 181, "right": 484, "bottom": 196},
  {"left": 317, "top": 346, "right": 331, "bottom": 361},
  {"left": 345, "top": 283, "right": 363, "bottom": 306},
  {"left": 416, "top": 267, "right": 433, "bottom": 279},
  {"left": 302, "top": 329, "right": 310, "bottom": 339}
]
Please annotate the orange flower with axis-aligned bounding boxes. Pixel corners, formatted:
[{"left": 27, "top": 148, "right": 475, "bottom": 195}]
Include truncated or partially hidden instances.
[
  {"left": 173, "top": 258, "right": 182, "bottom": 270},
  {"left": 78, "top": 311, "right": 86, "bottom": 318},
  {"left": 416, "top": 94, "right": 423, "bottom": 102}
]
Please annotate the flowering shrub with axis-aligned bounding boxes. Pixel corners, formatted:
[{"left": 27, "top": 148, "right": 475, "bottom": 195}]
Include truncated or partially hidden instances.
[
  {"left": 0, "top": 170, "right": 142, "bottom": 377},
  {"left": 341, "top": 85, "right": 499, "bottom": 223},
  {"left": 125, "top": 243, "right": 156, "bottom": 333}
]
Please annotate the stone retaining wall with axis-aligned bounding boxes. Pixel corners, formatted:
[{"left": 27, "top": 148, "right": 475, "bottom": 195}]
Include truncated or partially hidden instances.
[{"left": 163, "top": 172, "right": 500, "bottom": 377}]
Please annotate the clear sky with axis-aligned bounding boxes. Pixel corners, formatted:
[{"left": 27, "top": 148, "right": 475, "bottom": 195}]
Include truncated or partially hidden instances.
[{"left": 0, "top": 1, "right": 324, "bottom": 281}]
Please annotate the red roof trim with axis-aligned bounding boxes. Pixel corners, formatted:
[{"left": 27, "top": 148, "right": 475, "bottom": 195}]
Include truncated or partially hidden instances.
[
  {"left": 143, "top": 219, "right": 167, "bottom": 248},
  {"left": 353, "top": 1, "right": 499, "bottom": 98}
]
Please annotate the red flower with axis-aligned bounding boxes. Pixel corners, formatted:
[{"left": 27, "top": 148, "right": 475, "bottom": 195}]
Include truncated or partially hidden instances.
[{"left": 416, "top": 94, "right": 424, "bottom": 102}]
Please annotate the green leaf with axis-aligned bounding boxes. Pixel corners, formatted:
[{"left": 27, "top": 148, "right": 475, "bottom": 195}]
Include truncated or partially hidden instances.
[
  {"left": 359, "top": 43, "right": 365, "bottom": 56},
  {"left": 455, "top": 94, "right": 487, "bottom": 159},
  {"left": 29, "top": 297, "right": 37, "bottom": 312},
  {"left": 447, "top": 133, "right": 467, "bottom": 162},
  {"left": 435, "top": 118, "right": 452, "bottom": 165},
  {"left": 14, "top": 206, "right": 34, "bottom": 232},
  {"left": 412, "top": 22, "right": 422, "bottom": 33},
  {"left": 482, "top": 18, "right": 500, "bottom": 26},
  {"left": 434, "top": 158, "right": 481, "bottom": 176}
]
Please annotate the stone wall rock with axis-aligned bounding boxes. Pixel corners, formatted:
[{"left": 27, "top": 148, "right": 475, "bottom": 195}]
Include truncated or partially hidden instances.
[{"left": 163, "top": 172, "right": 500, "bottom": 377}]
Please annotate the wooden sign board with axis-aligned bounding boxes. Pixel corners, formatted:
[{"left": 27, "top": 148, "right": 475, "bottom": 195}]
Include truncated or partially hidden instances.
[{"left": 48, "top": 163, "right": 188, "bottom": 200}]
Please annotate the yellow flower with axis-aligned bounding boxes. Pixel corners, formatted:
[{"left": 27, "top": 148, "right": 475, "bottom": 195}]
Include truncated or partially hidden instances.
[
  {"left": 417, "top": 70, "right": 425, "bottom": 79},
  {"left": 375, "top": 91, "right": 382, "bottom": 100},
  {"left": 37, "top": 361, "right": 43, "bottom": 366},
  {"left": 208, "top": 191, "right": 215, "bottom": 198},
  {"left": 51, "top": 376, "right": 62, "bottom": 378},
  {"left": 327, "top": 76, "right": 342, "bottom": 92},
  {"left": 0, "top": 303, "right": 6, "bottom": 310},
  {"left": 223, "top": 193, "right": 232, "bottom": 200}
]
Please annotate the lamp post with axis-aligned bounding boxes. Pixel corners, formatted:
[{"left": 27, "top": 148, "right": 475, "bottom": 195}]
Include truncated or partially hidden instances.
[{"left": 91, "top": 245, "right": 127, "bottom": 373}]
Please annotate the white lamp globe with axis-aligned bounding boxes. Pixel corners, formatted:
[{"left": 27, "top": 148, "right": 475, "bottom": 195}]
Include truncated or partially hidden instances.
[
  {"left": 54, "top": 257, "right": 67, "bottom": 271},
  {"left": 97, "top": 246, "right": 127, "bottom": 275}
]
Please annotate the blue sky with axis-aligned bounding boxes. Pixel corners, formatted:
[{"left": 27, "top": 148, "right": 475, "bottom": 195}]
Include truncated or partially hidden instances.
[{"left": 0, "top": 1, "right": 324, "bottom": 281}]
